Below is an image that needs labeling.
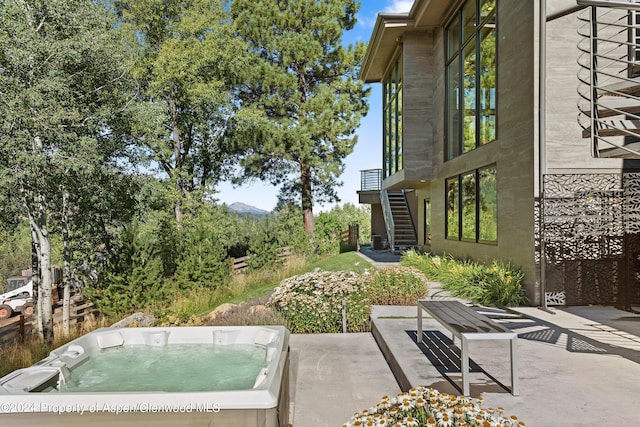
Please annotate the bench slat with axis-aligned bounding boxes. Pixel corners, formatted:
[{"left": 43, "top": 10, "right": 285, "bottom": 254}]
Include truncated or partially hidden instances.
[
  {"left": 420, "top": 300, "right": 511, "bottom": 335},
  {"left": 416, "top": 299, "right": 519, "bottom": 396}
]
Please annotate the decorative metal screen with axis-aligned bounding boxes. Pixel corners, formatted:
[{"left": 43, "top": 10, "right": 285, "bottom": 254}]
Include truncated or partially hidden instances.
[{"left": 539, "top": 173, "right": 640, "bottom": 306}]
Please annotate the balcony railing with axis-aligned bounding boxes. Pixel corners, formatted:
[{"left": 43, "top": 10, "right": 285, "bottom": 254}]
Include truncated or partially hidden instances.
[
  {"left": 360, "top": 169, "right": 382, "bottom": 191},
  {"left": 577, "top": 0, "right": 640, "bottom": 158}
]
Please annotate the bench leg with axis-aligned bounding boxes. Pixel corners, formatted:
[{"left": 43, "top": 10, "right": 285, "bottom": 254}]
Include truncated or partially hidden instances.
[
  {"left": 417, "top": 305, "right": 423, "bottom": 343},
  {"left": 461, "top": 336, "right": 470, "bottom": 396},
  {"left": 510, "top": 336, "right": 519, "bottom": 396}
]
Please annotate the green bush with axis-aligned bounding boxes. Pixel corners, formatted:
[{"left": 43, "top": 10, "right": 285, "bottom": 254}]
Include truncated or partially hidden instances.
[
  {"left": 365, "top": 266, "right": 428, "bottom": 305},
  {"left": 402, "top": 251, "right": 528, "bottom": 307},
  {"left": 268, "top": 271, "right": 370, "bottom": 333},
  {"left": 246, "top": 219, "right": 284, "bottom": 271}
]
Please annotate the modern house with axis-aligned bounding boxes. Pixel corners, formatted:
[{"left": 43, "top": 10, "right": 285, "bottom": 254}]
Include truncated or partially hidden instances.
[{"left": 358, "top": 0, "right": 640, "bottom": 307}]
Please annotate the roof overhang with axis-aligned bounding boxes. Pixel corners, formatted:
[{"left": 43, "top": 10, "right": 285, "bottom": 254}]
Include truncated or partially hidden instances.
[
  {"left": 360, "top": 0, "right": 584, "bottom": 83},
  {"left": 360, "top": 0, "right": 455, "bottom": 83}
]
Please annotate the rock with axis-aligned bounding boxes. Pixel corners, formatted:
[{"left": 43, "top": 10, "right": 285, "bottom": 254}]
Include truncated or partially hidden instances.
[
  {"left": 206, "top": 302, "right": 238, "bottom": 320},
  {"left": 248, "top": 304, "right": 270, "bottom": 315},
  {"left": 111, "top": 312, "right": 155, "bottom": 328}
]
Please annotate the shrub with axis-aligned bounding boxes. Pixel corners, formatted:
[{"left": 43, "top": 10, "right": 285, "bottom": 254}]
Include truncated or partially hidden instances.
[
  {"left": 366, "top": 266, "right": 429, "bottom": 305},
  {"left": 402, "top": 252, "right": 528, "bottom": 307},
  {"left": 268, "top": 271, "right": 370, "bottom": 333},
  {"left": 246, "top": 220, "right": 284, "bottom": 271},
  {"left": 343, "top": 386, "right": 526, "bottom": 427}
]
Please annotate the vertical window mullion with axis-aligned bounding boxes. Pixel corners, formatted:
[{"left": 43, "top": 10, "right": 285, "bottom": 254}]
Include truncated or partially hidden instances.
[
  {"left": 475, "top": 18, "right": 481, "bottom": 151},
  {"left": 394, "top": 63, "right": 399, "bottom": 173},
  {"left": 475, "top": 169, "right": 480, "bottom": 241},
  {"left": 458, "top": 175, "right": 463, "bottom": 239},
  {"left": 382, "top": 82, "right": 387, "bottom": 178}
]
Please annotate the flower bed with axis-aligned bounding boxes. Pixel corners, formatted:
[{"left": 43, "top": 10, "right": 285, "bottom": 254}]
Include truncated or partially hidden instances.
[
  {"left": 343, "top": 386, "right": 525, "bottom": 427},
  {"left": 268, "top": 270, "right": 370, "bottom": 333},
  {"left": 367, "top": 266, "right": 428, "bottom": 305}
]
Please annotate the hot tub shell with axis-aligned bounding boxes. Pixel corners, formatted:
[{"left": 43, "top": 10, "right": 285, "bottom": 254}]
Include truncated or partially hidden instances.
[{"left": 0, "top": 325, "right": 290, "bottom": 427}]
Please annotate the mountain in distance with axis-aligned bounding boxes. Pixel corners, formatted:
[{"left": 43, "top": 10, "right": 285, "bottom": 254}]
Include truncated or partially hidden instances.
[{"left": 228, "top": 202, "right": 270, "bottom": 216}]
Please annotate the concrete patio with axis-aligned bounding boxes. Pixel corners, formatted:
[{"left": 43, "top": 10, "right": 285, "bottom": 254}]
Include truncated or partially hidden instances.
[
  {"left": 289, "top": 303, "right": 640, "bottom": 426},
  {"left": 288, "top": 249, "right": 640, "bottom": 426}
]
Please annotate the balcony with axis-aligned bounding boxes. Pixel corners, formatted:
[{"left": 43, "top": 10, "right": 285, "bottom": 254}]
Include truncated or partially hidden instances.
[
  {"left": 358, "top": 169, "right": 382, "bottom": 205},
  {"left": 360, "top": 168, "right": 382, "bottom": 191}
]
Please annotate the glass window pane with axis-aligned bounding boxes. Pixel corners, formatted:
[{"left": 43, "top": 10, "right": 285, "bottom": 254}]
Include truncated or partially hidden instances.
[
  {"left": 390, "top": 104, "right": 396, "bottom": 173},
  {"left": 480, "top": 0, "right": 496, "bottom": 21},
  {"left": 463, "top": 37, "right": 477, "bottom": 153},
  {"left": 446, "top": 177, "right": 460, "bottom": 239},
  {"left": 383, "top": 107, "right": 390, "bottom": 178},
  {"left": 463, "top": 0, "right": 476, "bottom": 43},
  {"left": 447, "top": 16, "right": 460, "bottom": 60},
  {"left": 462, "top": 172, "right": 476, "bottom": 240},
  {"left": 480, "top": 21, "right": 496, "bottom": 145},
  {"left": 424, "top": 199, "right": 431, "bottom": 246},
  {"left": 479, "top": 166, "right": 497, "bottom": 241},
  {"left": 397, "top": 87, "right": 403, "bottom": 171},
  {"left": 446, "top": 55, "right": 461, "bottom": 160}
]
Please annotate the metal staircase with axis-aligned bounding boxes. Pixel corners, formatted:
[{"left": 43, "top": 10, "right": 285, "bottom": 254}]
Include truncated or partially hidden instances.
[
  {"left": 380, "top": 190, "right": 417, "bottom": 252},
  {"left": 577, "top": 0, "right": 640, "bottom": 158}
]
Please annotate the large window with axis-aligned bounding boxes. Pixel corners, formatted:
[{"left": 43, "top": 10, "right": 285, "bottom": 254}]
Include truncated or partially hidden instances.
[
  {"left": 383, "top": 55, "right": 403, "bottom": 178},
  {"left": 446, "top": 165, "right": 497, "bottom": 243},
  {"left": 446, "top": 0, "right": 496, "bottom": 160},
  {"left": 630, "top": 10, "right": 640, "bottom": 77}
]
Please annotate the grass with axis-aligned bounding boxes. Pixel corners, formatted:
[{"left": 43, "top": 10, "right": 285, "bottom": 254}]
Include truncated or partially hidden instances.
[
  {"left": 0, "top": 250, "right": 372, "bottom": 377},
  {"left": 304, "top": 251, "right": 372, "bottom": 272},
  {"left": 154, "top": 252, "right": 372, "bottom": 322},
  {"left": 0, "top": 317, "right": 108, "bottom": 378}
]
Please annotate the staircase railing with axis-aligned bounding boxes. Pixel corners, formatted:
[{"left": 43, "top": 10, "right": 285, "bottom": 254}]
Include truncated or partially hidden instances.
[
  {"left": 577, "top": 0, "right": 640, "bottom": 158},
  {"left": 380, "top": 189, "right": 395, "bottom": 250}
]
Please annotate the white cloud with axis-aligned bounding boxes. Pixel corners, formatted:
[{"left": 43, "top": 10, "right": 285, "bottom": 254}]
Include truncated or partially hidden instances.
[{"left": 384, "top": 0, "right": 413, "bottom": 13}]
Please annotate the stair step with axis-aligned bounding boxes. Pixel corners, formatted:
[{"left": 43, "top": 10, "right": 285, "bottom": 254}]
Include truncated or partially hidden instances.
[
  {"left": 584, "top": 97, "right": 640, "bottom": 119},
  {"left": 599, "top": 77, "right": 640, "bottom": 97},
  {"left": 595, "top": 140, "right": 640, "bottom": 158},
  {"left": 582, "top": 119, "right": 640, "bottom": 138}
]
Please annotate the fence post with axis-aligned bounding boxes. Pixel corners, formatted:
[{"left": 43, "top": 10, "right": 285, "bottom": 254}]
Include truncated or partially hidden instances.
[
  {"left": 342, "top": 298, "right": 347, "bottom": 333},
  {"left": 18, "top": 315, "right": 25, "bottom": 341}
]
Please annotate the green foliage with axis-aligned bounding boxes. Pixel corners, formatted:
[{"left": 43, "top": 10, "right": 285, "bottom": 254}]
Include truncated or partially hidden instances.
[
  {"left": 0, "top": 224, "right": 32, "bottom": 290},
  {"left": 114, "top": 0, "right": 247, "bottom": 220},
  {"left": 314, "top": 203, "right": 372, "bottom": 254},
  {"left": 273, "top": 204, "right": 312, "bottom": 254},
  {"left": 230, "top": 0, "right": 370, "bottom": 233},
  {"left": 86, "top": 221, "right": 169, "bottom": 317},
  {"left": 365, "top": 266, "right": 429, "bottom": 306},
  {"left": 174, "top": 216, "right": 230, "bottom": 289},
  {"left": 1, "top": 0, "right": 139, "bottom": 342},
  {"left": 88, "top": 204, "right": 235, "bottom": 316},
  {"left": 315, "top": 211, "right": 343, "bottom": 254},
  {"left": 246, "top": 218, "right": 284, "bottom": 271},
  {"left": 401, "top": 251, "right": 528, "bottom": 307},
  {"left": 305, "top": 251, "right": 372, "bottom": 273},
  {"left": 269, "top": 271, "right": 370, "bottom": 333}
]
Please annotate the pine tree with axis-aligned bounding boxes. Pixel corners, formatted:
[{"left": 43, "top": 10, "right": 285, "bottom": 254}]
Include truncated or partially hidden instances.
[{"left": 230, "top": 0, "right": 370, "bottom": 235}]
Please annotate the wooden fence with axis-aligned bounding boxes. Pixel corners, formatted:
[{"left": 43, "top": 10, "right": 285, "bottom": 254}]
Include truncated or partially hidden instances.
[
  {"left": 0, "top": 298, "right": 98, "bottom": 345},
  {"left": 230, "top": 246, "right": 292, "bottom": 274},
  {"left": 339, "top": 224, "right": 360, "bottom": 253}
]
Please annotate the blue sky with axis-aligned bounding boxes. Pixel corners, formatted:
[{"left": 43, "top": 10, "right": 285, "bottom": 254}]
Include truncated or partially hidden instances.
[{"left": 214, "top": 0, "right": 414, "bottom": 212}]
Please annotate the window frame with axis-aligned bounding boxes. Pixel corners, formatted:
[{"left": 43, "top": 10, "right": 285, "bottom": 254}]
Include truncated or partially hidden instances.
[
  {"left": 445, "top": 0, "right": 497, "bottom": 161},
  {"left": 445, "top": 164, "right": 497, "bottom": 244},
  {"left": 382, "top": 52, "right": 403, "bottom": 178}
]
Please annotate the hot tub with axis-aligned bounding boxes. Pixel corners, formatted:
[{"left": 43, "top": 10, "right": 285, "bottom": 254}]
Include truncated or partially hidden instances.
[{"left": 0, "top": 325, "right": 290, "bottom": 427}]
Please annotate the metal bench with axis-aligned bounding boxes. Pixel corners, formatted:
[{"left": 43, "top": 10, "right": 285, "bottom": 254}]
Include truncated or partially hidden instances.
[{"left": 417, "top": 299, "right": 519, "bottom": 396}]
